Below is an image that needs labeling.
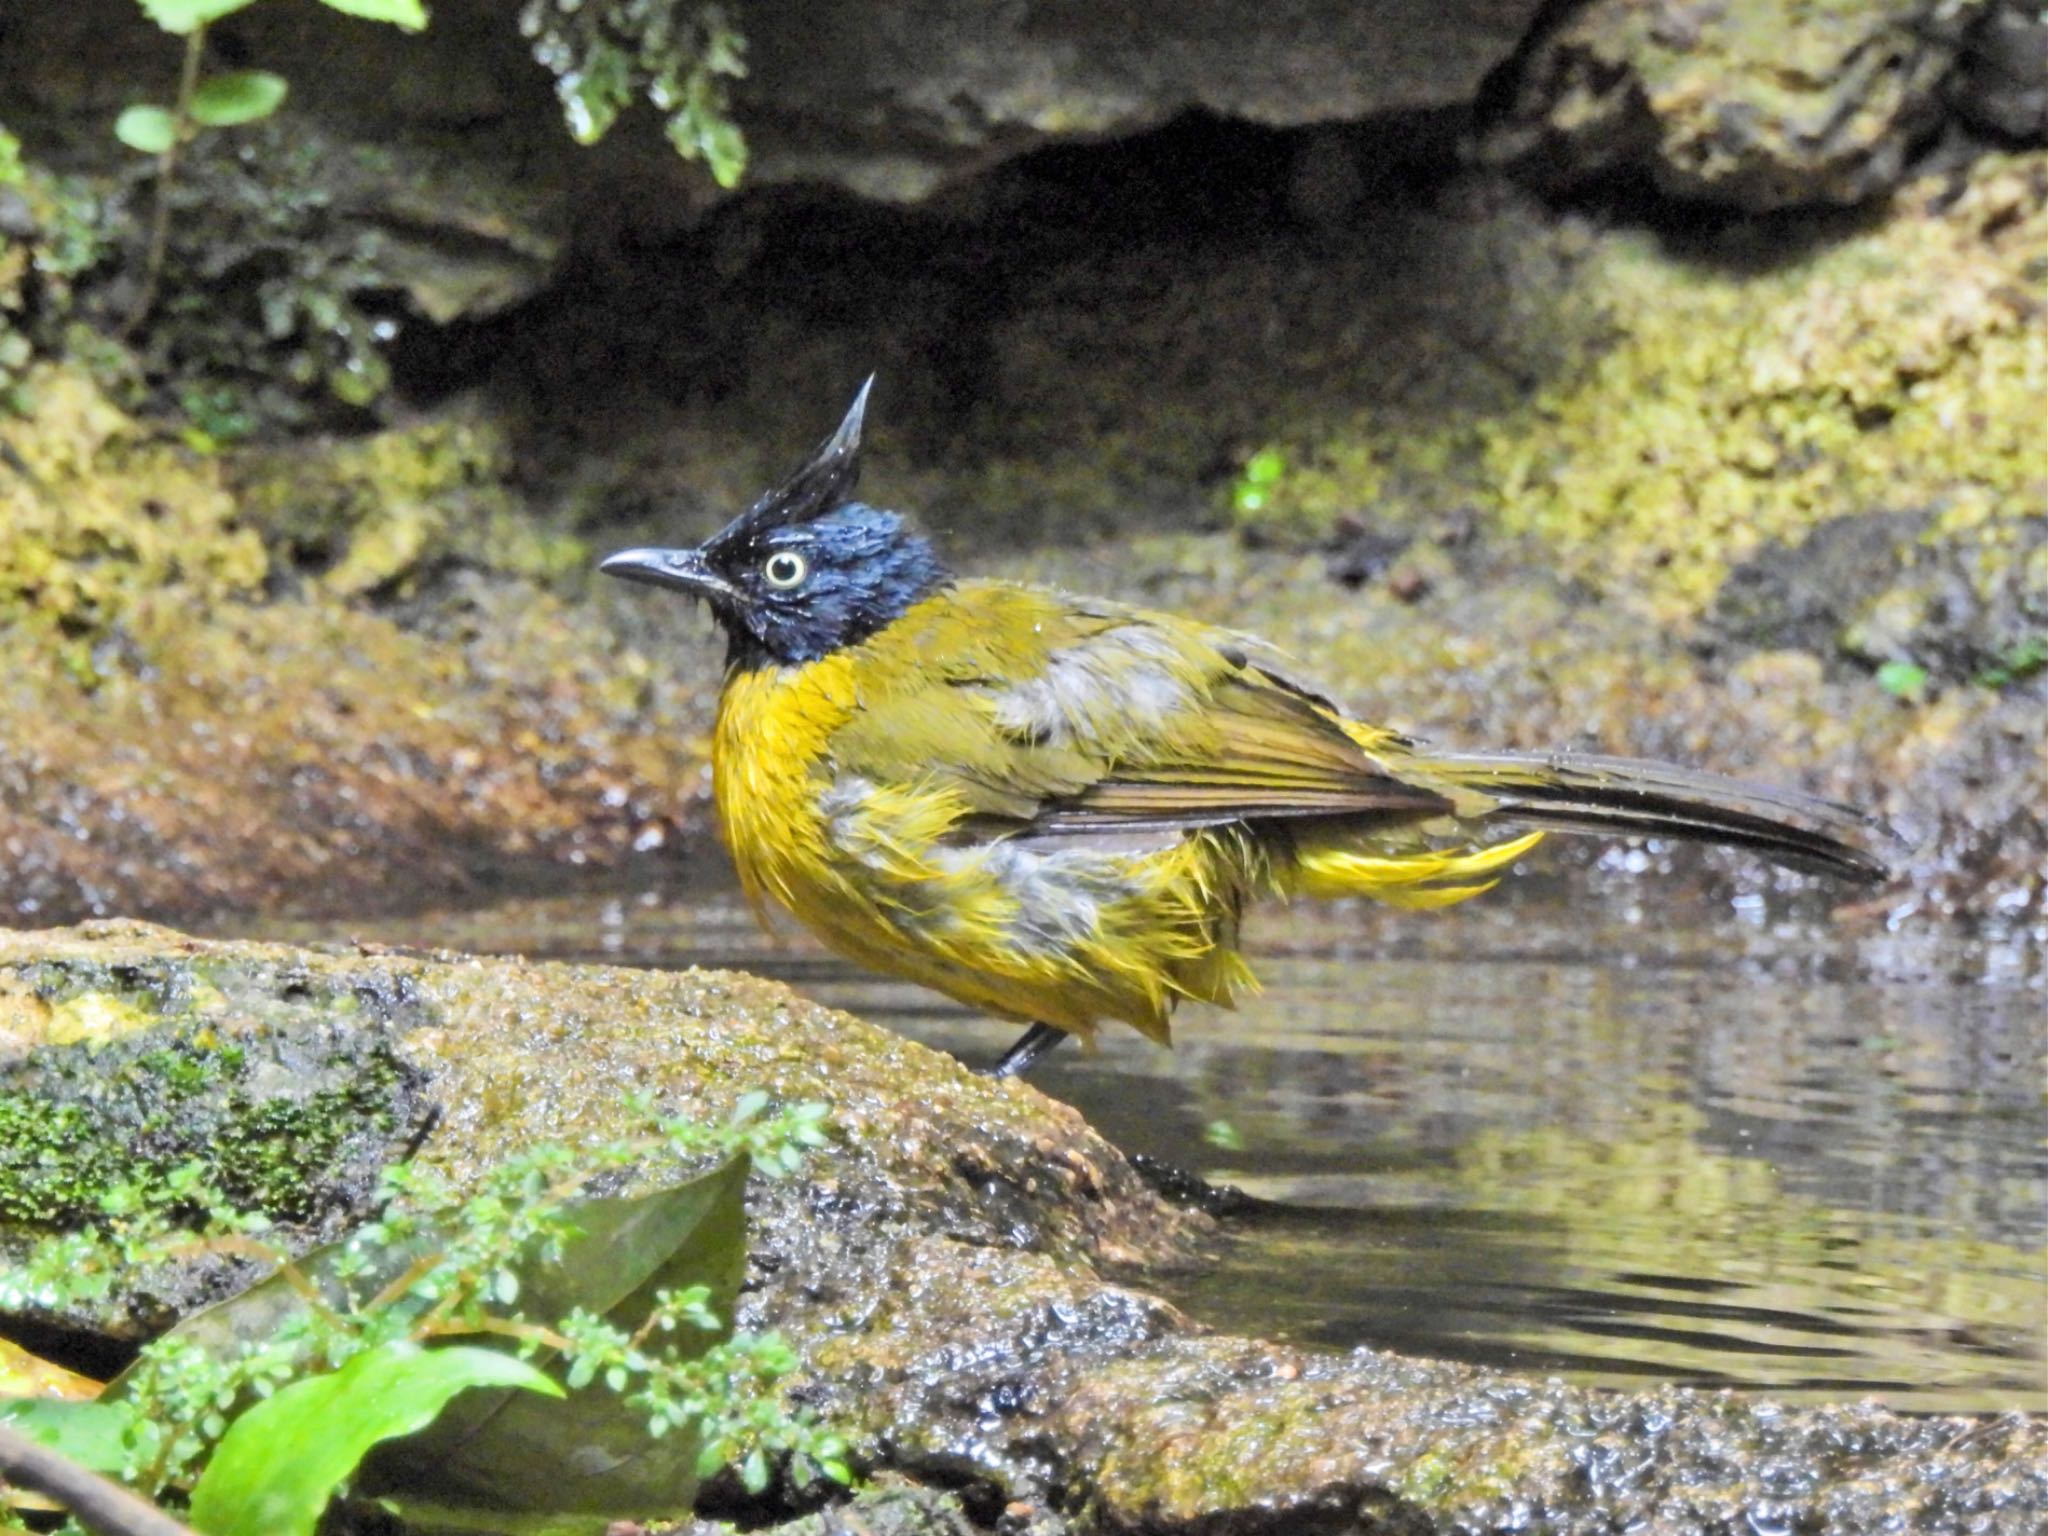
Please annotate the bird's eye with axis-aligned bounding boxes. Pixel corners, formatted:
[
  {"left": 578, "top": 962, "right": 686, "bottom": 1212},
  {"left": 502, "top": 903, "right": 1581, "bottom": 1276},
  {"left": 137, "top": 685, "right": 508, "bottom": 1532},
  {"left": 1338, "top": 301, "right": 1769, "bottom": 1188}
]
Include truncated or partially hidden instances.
[{"left": 762, "top": 551, "right": 807, "bottom": 589}]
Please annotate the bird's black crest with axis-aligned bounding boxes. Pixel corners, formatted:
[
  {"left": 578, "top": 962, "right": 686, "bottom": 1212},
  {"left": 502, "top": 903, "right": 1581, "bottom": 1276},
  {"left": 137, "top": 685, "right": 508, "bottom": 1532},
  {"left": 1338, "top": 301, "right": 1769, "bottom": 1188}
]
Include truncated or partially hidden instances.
[{"left": 726, "top": 374, "right": 873, "bottom": 544}]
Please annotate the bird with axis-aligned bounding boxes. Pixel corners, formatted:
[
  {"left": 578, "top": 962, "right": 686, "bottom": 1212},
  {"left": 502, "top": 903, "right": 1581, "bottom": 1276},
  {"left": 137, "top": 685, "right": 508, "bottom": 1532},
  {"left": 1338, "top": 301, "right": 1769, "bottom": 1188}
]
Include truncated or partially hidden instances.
[{"left": 600, "top": 381, "right": 1888, "bottom": 1079}]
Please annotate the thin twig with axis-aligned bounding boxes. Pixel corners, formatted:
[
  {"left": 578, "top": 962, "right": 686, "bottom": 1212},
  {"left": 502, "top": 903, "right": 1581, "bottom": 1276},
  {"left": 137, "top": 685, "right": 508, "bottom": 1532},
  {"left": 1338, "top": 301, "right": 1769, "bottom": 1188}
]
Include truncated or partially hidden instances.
[
  {"left": 432, "top": 1313, "right": 573, "bottom": 1353},
  {"left": 365, "top": 1250, "right": 447, "bottom": 1315},
  {"left": 0, "top": 1423, "right": 198, "bottom": 1536},
  {"left": 125, "top": 24, "right": 205, "bottom": 335}
]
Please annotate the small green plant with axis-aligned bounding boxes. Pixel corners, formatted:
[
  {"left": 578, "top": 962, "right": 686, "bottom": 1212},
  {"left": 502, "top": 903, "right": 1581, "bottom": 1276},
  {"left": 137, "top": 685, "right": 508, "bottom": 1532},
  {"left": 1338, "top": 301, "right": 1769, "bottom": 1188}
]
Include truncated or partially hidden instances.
[
  {"left": 1231, "top": 447, "right": 1289, "bottom": 519},
  {"left": 116, "top": 0, "right": 429, "bottom": 329},
  {"left": 1973, "top": 634, "right": 2048, "bottom": 690},
  {"left": 1874, "top": 659, "right": 1929, "bottom": 701},
  {"left": 1202, "top": 1119, "right": 1245, "bottom": 1152},
  {"left": 0, "top": 1090, "right": 844, "bottom": 1534},
  {"left": 520, "top": 0, "right": 750, "bottom": 187}
]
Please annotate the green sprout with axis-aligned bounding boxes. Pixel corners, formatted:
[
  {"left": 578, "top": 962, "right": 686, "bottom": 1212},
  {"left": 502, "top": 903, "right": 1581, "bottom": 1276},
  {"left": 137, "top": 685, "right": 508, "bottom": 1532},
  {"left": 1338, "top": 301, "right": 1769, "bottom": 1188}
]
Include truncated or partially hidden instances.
[
  {"left": 1973, "top": 634, "right": 2048, "bottom": 690},
  {"left": 116, "top": 0, "right": 429, "bottom": 330},
  {"left": 0, "top": 1093, "right": 845, "bottom": 1533},
  {"left": 1874, "top": 660, "right": 1928, "bottom": 701},
  {"left": 1231, "top": 447, "right": 1289, "bottom": 517}
]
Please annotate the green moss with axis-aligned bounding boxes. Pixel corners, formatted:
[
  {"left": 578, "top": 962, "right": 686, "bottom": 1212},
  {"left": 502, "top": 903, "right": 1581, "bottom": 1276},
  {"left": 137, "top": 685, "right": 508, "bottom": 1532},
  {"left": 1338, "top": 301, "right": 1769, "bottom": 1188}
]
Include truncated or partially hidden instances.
[
  {"left": 0, "top": 1099, "right": 114, "bottom": 1225},
  {"left": 1235, "top": 154, "right": 2048, "bottom": 625},
  {"left": 0, "top": 959, "right": 428, "bottom": 1235},
  {"left": 233, "top": 416, "right": 588, "bottom": 598},
  {"left": 0, "top": 363, "right": 267, "bottom": 648}
]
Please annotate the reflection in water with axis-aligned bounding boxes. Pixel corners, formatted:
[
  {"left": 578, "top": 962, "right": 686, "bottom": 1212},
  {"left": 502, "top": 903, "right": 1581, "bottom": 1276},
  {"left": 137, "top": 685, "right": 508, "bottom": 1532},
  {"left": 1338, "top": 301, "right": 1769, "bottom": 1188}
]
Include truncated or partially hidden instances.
[{"left": 247, "top": 859, "right": 2048, "bottom": 1413}]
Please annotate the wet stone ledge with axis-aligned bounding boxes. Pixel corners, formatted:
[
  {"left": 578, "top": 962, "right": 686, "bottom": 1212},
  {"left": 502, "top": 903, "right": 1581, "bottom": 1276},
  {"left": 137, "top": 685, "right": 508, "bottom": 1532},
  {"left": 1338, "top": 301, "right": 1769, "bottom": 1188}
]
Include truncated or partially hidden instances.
[{"left": 1, "top": 920, "right": 2042, "bottom": 1535}]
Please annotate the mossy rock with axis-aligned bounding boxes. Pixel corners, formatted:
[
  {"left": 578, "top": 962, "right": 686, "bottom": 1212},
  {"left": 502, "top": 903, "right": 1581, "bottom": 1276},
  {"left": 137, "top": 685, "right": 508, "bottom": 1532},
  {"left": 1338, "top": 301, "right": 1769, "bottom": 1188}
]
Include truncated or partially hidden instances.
[
  {"left": 2, "top": 921, "right": 2043, "bottom": 1533},
  {"left": 231, "top": 414, "right": 588, "bottom": 599},
  {"left": 0, "top": 363, "right": 266, "bottom": 647},
  {"left": 1231, "top": 153, "right": 2048, "bottom": 628},
  {"left": 0, "top": 939, "right": 433, "bottom": 1337},
  {"left": 1482, "top": 0, "right": 1987, "bottom": 209}
]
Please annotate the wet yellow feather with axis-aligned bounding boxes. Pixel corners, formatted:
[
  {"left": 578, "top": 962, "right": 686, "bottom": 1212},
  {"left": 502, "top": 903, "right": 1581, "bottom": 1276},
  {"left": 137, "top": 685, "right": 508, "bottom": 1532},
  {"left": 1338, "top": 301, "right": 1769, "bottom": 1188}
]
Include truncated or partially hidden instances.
[{"left": 709, "top": 583, "right": 1546, "bottom": 1047}]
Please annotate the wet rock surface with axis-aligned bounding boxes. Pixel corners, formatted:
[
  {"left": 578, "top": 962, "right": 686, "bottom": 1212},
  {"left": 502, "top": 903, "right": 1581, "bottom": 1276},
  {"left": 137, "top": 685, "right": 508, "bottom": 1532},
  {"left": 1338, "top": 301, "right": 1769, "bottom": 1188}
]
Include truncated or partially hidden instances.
[{"left": 3, "top": 921, "right": 2043, "bottom": 1535}]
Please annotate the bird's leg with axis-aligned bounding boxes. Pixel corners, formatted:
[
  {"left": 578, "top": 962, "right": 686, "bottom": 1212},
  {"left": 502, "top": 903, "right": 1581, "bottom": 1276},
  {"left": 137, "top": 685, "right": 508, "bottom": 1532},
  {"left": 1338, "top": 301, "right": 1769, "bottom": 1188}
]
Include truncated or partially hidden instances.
[{"left": 986, "top": 1021, "right": 1067, "bottom": 1079}]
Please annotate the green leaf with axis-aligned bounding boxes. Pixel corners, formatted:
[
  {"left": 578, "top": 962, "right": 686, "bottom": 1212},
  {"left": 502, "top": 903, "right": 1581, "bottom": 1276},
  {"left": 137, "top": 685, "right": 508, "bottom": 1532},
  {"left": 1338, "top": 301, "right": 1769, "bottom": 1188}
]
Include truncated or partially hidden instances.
[
  {"left": 188, "top": 1343, "right": 561, "bottom": 1536},
  {"left": 189, "top": 71, "right": 288, "bottom": 128},
  {"left": 701, "top": 119, "right": 747, "bottom": 190},
  {"left": 362, "top": 1154, "right": 752, "bottom": 1522},
  {"left": 114, "top": 105, "right": 177, "bottom": 155},
  {"left": 0, "top": 1399, "right": 135, "bottom": 1475},
  {"left": 138, "top": 0, "right": 261, "bottom": 34},
  {"left": 1875, "top": 660, "right": 1929, "bottom": 699},
  {"left": 316, "top": 0, "right": 431, "bottom": 30}
]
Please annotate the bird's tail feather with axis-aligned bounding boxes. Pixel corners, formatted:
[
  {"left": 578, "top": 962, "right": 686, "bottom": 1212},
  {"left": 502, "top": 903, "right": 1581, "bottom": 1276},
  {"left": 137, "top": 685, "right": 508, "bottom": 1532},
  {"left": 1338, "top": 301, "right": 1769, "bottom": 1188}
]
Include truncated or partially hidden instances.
[{"left": 1413, "top": 750, "right": 1890, "bottom": 884}]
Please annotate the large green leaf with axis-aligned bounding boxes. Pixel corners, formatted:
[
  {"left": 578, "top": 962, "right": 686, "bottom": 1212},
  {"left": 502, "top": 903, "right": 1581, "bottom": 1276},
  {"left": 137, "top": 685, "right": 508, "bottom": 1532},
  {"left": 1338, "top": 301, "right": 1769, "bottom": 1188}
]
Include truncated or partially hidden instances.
[
  {"left": 317, "top": 0, "right": 430, "bottom": 30},
  {"left": 188, "top": 1342, "right": 561, "bottom": 1536},
  {"left": 361, "top": 1153, "right": 752, "bottom": 1521},
  {"left": 138, "top": 0, "right": 261, "bottom": 34},
  {"left": 114, "top": 105, "right": 177, "bottom": 155},
  {"left": 189, "top": 71, "right": 288, "bottom": 128}
]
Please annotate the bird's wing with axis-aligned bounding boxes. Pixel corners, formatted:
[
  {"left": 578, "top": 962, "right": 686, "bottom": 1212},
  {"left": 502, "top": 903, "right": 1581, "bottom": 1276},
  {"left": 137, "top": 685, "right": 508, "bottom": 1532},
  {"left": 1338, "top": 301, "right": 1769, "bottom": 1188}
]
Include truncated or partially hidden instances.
[{"left": 828, "top": 582, "right": 1455, "bottom": 833}]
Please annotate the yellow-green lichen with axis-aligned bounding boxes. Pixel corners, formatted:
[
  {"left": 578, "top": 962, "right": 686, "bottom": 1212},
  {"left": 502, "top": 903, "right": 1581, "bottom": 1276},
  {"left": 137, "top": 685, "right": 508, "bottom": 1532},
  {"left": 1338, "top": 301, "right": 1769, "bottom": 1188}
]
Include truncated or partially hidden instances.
[
  {"left": 233, "top": 416, "right": 588, "bottom": 598},
  {"left": 1235, "top": 153, "right": 2048, "bottom": 626},
  {"left": 0, "top": 363, "right": 267, "bottom": 646},
  {"left": 1491, "top": 158, "right": 2046, "bottom": 621}
]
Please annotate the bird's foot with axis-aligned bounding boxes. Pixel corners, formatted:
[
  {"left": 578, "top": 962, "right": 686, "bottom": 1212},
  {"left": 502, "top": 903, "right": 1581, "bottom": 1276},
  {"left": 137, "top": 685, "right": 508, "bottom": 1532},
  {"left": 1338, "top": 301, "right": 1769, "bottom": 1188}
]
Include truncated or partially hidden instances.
[{"left": 985, "top": 1021, "right": 1068, "bottom": 1079}]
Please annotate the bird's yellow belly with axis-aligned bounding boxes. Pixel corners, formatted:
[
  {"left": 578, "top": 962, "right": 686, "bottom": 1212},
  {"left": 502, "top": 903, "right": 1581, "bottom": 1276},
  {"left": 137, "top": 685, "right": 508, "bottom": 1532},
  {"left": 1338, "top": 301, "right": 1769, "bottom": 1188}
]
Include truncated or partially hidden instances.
[{"left": 711, "top": 662, "right": 1255, "bottom": 1041}]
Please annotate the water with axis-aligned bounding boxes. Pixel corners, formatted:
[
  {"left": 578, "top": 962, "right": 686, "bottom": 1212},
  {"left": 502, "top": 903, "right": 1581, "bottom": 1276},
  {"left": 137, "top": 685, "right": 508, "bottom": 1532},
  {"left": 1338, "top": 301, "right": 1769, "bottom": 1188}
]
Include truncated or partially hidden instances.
[{"left": 254, "top": 853, "right": 2048, "bottom": 1414}]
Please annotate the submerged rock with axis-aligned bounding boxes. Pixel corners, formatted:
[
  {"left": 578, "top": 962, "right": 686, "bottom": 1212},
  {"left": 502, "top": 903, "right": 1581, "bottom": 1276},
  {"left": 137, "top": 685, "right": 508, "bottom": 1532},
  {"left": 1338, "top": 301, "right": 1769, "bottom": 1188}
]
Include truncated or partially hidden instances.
[{"left": 1, "top": 920, "right": 2041, "bottom": 1533}]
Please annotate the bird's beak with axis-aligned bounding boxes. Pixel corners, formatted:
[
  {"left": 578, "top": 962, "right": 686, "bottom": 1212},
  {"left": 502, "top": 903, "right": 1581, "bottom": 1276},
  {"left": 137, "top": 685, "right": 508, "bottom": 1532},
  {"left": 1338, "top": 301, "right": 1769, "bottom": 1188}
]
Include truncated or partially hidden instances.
[{"left": 597, "top": 546, "right": 739, "bottom": 602}]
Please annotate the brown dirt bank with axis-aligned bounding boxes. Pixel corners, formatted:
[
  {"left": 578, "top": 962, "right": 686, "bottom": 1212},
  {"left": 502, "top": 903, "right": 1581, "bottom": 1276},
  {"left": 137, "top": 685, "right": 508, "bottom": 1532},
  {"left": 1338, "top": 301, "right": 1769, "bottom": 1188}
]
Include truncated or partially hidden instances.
[{"left": 1, "top": 132, "right": 2040, "bottom": 933}]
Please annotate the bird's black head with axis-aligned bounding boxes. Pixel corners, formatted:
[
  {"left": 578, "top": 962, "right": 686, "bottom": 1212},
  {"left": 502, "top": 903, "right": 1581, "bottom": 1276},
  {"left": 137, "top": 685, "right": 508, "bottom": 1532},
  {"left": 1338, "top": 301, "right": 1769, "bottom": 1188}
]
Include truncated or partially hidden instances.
[{"left": 599, "top": 380, "right": 950, "bottom": 669}]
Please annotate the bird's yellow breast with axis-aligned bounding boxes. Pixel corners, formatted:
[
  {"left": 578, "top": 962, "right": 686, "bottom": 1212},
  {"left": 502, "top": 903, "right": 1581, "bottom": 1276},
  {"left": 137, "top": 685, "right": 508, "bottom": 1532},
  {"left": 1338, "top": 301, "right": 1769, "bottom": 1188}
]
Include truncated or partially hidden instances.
[
  {"left": 707, "top": 603, "right": 1252, "bottom": 1040},
  {"left": 710, "top": 650, "right": 860, "bottom": 928}
]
